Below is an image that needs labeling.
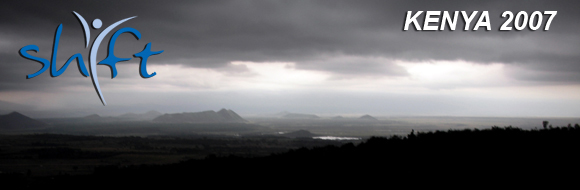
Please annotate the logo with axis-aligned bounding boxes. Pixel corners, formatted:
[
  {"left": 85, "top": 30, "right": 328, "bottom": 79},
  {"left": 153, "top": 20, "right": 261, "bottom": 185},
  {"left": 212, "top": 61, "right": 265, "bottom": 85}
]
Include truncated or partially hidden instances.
[{"left": 19, "top": 11, "right": 164, "bottom": 106}]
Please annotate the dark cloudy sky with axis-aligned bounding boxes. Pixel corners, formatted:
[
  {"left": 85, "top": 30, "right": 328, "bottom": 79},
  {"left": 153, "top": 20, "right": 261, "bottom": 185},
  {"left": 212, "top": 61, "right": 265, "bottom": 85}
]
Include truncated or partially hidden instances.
[{"left": 1, "top": 0, "right": 580, "bottom": 117}]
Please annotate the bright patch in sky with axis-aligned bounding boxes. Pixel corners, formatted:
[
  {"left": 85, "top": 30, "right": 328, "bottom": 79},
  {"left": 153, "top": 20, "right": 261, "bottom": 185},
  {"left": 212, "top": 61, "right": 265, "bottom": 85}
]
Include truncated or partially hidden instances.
[
  {"left": 230, "top": 61, "right": 329, "bottom": 90},
  {"left": 396, "top": 60, "right": 509, "bottom": 89}
]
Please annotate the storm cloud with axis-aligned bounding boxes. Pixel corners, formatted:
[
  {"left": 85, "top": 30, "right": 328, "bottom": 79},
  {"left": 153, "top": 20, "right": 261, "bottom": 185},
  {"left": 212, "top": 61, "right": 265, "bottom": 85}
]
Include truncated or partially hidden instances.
[{"left": 1, "top": 0, "right": 580, "bottom": 117}]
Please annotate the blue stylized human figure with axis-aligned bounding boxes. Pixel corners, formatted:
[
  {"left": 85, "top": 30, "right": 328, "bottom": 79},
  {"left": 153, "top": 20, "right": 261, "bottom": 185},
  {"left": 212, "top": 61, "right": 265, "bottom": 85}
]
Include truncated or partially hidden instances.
[{"left": 19, "top": 11, "right": 164, "bottom": 106}]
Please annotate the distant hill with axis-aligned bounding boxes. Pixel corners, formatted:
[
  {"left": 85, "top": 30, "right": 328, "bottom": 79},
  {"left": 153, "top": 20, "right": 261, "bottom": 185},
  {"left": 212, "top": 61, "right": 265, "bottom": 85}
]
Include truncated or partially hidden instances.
[
  {"left": 0, "top": 112, "right": 47, "bottom": 130},
  {"left": 282, "top": 113, "right": 320, "bottom": 119},
  {"left": 118, "top": 110, "right": 163, "bottom": 121},
  {"left": 153, "top": 109, "right": 247, "bottom": 123},
  {"left": 217, "top": 109, "right": 246, "bottom": 122},
  {"left": 84, "top": 114, "right": 102, "bottom": 119},
  {"left": 79, "top": 114, "right": 120, "bottom": 122},
  {"left": 359, "top": 114, "right": 378, "bottom": 120}
]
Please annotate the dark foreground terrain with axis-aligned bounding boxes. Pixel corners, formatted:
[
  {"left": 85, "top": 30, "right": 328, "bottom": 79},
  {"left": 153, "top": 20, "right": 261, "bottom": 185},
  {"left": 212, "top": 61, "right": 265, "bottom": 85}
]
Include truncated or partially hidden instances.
[
  {"left": 0, "top": 133, "right": 353, "bottom": 176},
  {"left": 2, "top": 125, "right": 580, "bottom": 188}
]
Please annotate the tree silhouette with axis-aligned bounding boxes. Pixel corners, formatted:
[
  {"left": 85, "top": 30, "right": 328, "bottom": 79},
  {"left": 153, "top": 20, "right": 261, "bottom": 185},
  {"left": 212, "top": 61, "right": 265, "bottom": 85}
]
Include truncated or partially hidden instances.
[
  {"left": 543, "top": 121, "right": 549, "bottom": 129},
  {"left": 407, "top": 129, "right": 416, "bottom": 139}
]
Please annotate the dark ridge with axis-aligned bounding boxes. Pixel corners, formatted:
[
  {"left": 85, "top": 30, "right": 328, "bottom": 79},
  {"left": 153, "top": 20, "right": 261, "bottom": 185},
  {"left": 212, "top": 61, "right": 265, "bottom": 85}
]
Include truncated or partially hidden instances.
[
  {"left": 118, "top": 110, "right": 163, "bottom": 121},
  {"left": 153, "top": 109, "right": 247, "bottom": 123},
  {"left": 0, "top": 111, "right": 47, "bottom": 129},
  {"left": 83, "top": 114, "right": 101, "bottom": 119},
  {"left": 216, "top": 108, "right": 247, "bottom": 122},
  {"left": 359, "top": 114, "right": 377, "bottom": 120}
]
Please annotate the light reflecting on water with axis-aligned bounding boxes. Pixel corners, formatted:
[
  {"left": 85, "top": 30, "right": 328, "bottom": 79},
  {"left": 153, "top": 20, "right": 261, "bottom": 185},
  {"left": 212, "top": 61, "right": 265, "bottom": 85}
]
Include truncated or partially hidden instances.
[{"left": 313, "top": 136, "right": 361, "bottom": 140}]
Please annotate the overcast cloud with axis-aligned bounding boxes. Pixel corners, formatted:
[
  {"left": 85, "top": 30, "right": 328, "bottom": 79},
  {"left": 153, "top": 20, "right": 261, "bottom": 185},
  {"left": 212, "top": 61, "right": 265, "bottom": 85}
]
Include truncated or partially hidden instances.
[{"left": 1, "top": 0, "right": 580, "bottom": 117}]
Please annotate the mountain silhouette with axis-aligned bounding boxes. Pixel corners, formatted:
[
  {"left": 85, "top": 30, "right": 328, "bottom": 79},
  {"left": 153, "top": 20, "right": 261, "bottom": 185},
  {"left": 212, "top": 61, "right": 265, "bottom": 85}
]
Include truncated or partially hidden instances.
[
  {"left": 0, "top": 111, "right": 47, "bottom": 129},
  {"left": 118, "top": 110, "right": 163, "bottom": 121},
  {"left": 84, "top": 114, "right": 102, "bottom": 119},
  {"left": 216, "top": 109, "right": 246, "bottom": 122},
  {"left": 359, "top": 114, "right": 378, "bottom": 120},
  {"left": 153, "top": 109, "right": 247, "bottom": 123}
]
